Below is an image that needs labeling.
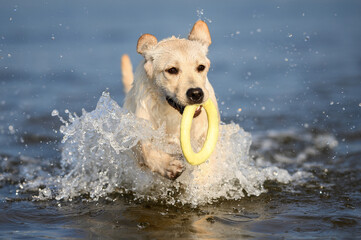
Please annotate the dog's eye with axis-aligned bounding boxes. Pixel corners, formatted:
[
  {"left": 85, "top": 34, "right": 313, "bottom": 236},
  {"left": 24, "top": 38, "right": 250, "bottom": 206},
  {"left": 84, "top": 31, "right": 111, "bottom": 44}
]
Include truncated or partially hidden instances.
[
  {"left": 197, "top": 65, "right": 206, "bottom": 72},
  {"left": 166, "top": 67, "right": 179, "bottom": 75}
]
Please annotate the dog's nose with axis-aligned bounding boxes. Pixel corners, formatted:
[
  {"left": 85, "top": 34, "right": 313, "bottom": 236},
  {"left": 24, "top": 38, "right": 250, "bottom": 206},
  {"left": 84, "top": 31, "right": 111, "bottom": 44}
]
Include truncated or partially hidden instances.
[{"left": 186, "top": 88, "right": 204, "bottom": 104}]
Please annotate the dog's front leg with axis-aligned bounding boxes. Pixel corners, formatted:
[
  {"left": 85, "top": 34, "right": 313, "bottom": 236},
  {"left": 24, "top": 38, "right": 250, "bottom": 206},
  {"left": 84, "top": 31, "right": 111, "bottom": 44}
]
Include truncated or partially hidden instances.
[{"left": 140, "top": 141, "right": 185, "bottom": 180}]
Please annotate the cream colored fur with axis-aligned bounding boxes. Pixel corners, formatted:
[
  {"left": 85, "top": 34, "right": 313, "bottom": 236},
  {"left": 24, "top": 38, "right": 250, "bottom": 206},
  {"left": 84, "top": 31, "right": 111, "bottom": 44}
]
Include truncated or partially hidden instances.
[{"left": 121, "top": 21, "right": 219, "bottom": 180}]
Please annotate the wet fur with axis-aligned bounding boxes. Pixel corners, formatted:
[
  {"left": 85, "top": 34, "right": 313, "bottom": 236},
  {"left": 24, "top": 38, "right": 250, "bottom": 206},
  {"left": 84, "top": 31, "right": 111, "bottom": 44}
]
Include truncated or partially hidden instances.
[{"left": 121, "top": 21, "right": 218, "bottom": 180}]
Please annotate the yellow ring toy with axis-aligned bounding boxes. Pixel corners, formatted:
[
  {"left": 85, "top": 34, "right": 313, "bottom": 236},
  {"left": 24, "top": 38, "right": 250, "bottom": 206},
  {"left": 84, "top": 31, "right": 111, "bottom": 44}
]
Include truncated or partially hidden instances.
[{"left": 180, "top": 99, "right": 219, "bottom": 165}]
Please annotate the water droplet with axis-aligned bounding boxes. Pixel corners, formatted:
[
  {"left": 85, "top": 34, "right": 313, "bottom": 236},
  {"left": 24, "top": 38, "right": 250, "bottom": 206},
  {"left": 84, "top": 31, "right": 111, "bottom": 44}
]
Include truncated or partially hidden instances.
[
  {"left": 8, "top": 125, "right": 15, "bottom": 134},
  {"left": 256, "top": 28, "right": 262, "bottom": 33},
  {"left": 330, "top": 101, "right": 334, "bottom": 105},
  {"left": 51, "top": 109, "right": 59, "bottom": 116}
]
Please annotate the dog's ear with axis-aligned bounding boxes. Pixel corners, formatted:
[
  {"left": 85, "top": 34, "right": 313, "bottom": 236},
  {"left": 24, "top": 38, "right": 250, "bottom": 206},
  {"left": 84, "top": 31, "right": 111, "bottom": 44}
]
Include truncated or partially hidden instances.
[
  {"left": 137, "top": 34, "right": 157, "bottom": 78},
  {"left": 188, "top": 20, "right": 212, "bottom": 47},
  {"left": 137, "top": 34, "right": 158, "bottom": 56}
]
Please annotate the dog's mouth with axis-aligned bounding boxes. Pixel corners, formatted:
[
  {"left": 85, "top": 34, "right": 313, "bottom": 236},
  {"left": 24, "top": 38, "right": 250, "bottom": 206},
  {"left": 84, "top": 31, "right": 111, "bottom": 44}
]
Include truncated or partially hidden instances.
[{"left": 166, "top": 96, "right": 202, "bottom": 118}]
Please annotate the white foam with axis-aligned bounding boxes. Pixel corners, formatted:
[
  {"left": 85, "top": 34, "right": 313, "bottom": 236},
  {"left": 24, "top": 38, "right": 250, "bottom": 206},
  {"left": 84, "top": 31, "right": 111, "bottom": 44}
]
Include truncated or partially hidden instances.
[{"left": 41, "top": 92, "right": 306, "bottom": 206}]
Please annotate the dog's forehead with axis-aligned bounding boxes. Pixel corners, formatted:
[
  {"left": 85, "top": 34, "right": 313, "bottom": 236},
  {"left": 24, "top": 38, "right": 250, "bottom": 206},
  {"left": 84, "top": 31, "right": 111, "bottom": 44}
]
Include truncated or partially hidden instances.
[{"left": 153, "top": 38, "right": 207, "bottom": 62}]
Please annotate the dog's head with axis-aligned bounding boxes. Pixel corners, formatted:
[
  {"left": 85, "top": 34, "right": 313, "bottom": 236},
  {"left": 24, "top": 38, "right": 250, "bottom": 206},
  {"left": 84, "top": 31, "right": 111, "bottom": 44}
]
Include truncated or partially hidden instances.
[{"left": 136, "top": 21, "right": 212, "bottom": 116}]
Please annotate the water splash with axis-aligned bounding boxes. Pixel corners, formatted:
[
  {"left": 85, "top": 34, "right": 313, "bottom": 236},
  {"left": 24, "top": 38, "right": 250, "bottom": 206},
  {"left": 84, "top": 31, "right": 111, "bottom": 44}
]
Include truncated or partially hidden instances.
[
  {"left": 196, "top": 9, "right": 212, "bottom": 23},
  {"left": 35, "top": 92, "right": 307, "bottom": 206}
]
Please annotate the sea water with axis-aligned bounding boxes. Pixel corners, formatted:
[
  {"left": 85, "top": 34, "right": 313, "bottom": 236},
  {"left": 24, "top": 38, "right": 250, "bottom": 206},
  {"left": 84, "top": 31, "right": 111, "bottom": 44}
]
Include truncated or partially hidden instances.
[{"left": 1, "top": 0, "right": 360, "bottom": 238}]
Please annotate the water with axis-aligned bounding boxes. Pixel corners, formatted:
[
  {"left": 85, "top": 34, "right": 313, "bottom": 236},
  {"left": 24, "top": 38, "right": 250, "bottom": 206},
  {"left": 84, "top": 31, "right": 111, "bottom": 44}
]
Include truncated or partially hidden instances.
[{"left": 1, "top": 0, "right": 360, "bottom": 238}]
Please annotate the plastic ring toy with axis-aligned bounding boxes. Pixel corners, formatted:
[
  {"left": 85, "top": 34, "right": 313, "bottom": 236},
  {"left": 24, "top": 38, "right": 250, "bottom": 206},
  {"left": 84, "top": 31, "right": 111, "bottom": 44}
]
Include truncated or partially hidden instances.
[{"left": 180, "top": 99, "right": 219, "bottom": 165}]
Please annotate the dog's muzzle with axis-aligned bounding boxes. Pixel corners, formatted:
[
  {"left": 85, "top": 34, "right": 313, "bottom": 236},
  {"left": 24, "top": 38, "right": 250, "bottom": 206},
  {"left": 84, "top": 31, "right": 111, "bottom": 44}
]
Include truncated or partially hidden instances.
[{"left": 166, "top": 96, "right": 202, "bottom": 118}]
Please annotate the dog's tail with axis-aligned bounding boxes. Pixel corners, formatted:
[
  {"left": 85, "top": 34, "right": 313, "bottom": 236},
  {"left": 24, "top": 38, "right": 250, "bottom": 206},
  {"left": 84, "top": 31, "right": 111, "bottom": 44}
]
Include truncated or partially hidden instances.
[{"left": 121, "top": 54, "right": 134, "bottom": 94}]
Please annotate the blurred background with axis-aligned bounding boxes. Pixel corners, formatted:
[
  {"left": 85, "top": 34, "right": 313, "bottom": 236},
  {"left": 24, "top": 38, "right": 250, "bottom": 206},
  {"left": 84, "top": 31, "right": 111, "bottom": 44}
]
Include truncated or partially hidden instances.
[{"left": 0, "top": 0, "right": 360, "bottom": 238}]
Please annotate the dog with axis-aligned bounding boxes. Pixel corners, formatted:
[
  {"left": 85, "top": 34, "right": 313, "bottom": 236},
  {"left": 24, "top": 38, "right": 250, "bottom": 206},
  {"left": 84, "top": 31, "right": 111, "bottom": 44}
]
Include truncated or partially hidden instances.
[{"left": 121, "top": 20, "right": 219, "bottom": 180}]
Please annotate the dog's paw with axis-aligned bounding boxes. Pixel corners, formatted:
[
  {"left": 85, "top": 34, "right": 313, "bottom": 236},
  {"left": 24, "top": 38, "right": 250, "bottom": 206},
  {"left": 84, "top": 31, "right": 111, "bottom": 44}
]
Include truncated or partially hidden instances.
[{"left": 165, "top": 159, "right": 185, "bottom": 180}]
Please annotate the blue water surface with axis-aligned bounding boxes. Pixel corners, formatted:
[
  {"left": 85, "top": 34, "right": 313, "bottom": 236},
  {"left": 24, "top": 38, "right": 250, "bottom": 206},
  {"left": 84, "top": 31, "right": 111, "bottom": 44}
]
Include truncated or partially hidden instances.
[{"left": 0, "top": 0, "right": 360, "bottom": 239}]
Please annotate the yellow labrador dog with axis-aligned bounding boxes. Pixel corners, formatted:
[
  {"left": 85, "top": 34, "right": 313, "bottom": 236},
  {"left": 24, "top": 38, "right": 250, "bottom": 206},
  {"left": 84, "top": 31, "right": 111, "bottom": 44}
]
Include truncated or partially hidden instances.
[{"left": 121, "top": 21, "right": 218, "bottom": 180}]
